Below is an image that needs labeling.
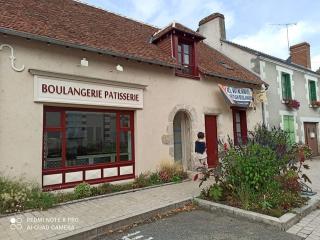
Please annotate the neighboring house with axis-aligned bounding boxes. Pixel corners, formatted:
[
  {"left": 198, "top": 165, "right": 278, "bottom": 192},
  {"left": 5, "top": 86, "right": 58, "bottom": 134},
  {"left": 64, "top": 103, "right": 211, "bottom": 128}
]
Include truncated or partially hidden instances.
[
  {"left": 198, "top": 13, "right": 320, "bottom": 155},
  {"left": 0, "top": 1, "right": 264, "bottom": 190}
]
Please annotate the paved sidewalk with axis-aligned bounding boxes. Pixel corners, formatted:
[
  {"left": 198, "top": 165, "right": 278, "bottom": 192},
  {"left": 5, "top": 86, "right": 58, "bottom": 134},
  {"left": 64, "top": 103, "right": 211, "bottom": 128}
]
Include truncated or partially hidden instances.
[
  {"left": 287, "top": 209, "right": 320, "bottom": 240},
  {"left": 0, "top": 180, "right": 206, "bottom": 240},
  {"left": 286, "top": 159, "right": 320, "bottom": 240}
]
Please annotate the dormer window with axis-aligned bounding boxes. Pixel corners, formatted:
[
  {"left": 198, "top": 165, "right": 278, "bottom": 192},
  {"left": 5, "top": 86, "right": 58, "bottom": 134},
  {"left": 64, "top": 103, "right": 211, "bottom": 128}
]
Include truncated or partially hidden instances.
[
  {"left": 177, "top": 42, "right": 194, "bottom": 75},
  {"left": 151, "top": 22, "right": 204, "bottom": 79}
]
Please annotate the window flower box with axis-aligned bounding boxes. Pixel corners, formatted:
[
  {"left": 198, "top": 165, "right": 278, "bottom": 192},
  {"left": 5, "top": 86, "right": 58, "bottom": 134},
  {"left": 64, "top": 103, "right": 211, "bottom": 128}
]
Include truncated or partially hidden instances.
[
  {"left": 284, "top": 99, "right": 300, "bottom": 109},
  {"left": 311, "top": 101, "right": 320, "bottom": 108}
]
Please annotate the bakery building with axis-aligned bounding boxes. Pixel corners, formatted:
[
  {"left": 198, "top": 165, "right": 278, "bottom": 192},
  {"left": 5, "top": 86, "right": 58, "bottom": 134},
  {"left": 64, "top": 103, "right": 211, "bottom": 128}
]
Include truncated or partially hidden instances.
[{"left": 0, "top": 0, "right": 265, "bottom": 190}]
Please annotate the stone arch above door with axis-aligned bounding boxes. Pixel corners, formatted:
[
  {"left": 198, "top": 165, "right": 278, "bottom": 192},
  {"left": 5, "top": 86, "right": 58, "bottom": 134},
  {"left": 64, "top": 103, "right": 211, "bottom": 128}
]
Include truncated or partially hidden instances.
[{"left": 161, "top": 104, "right": 198, "bottom": 160}]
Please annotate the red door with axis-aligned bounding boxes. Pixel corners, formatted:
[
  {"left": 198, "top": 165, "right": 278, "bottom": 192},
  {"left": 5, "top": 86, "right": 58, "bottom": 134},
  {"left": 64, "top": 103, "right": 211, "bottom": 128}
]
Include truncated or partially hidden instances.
[{"left": 205, "top": 115, "right": 218, "bottom": 167}]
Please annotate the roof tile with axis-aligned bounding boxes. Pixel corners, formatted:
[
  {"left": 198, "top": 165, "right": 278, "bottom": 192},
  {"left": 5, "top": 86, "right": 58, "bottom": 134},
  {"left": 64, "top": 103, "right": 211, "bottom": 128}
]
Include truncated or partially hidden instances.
[{"left": 0, "top": 0, "right": 263, "bottom": 85}]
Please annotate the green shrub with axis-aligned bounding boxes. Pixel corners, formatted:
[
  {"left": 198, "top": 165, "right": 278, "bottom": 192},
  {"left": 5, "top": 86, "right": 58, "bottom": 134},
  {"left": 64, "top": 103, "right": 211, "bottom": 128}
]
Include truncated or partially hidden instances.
[
  {"left": 149, "top": 172, "right": 162, "bottom": 185},
  {"left": 224, "top": 144, "right": 279, "bottom": 192},
  {"left": 74, "top": 182, "right": 91, "bottom": 199},
  {"left": 133, "top": 173, "right": 151, "bottom": 188},
  {"left": 26, "top": 187, "right": 56, "bottom": 210},
  {"left": 208, "top": 184, "right": 223, "bottom": 201},
  {"left": 198, "top": 125, "right": 310, "bottom": 216},
  {"left": 171, "top": 175, "right": 182, "bottom": 183}
]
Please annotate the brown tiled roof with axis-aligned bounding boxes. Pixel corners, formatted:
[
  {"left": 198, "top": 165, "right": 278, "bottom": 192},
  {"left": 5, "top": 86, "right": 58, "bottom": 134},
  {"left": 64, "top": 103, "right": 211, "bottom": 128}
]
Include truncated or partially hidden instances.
[
  {"left": 198, "top": 43, "right": 263, "bottom": 85},
  {"left": 0, "top": 0, "right": 176, "bottom": 67},
  {"left": 152, "top": 22, "right": 204, "bottom": 42},
  {"left": 0, "top": 0, "right": 263, "bottom": 85}
]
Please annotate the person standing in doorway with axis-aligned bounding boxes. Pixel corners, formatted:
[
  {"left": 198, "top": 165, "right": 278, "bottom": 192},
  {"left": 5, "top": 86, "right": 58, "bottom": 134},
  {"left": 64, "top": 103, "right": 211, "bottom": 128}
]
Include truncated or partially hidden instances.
[{"left": 194, "top": 132, "right": 207, "bottom": 170}]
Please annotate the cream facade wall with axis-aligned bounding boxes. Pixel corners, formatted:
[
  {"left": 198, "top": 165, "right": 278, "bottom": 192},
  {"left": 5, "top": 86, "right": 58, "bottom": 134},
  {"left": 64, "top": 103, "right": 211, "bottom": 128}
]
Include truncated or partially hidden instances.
[
  {"left": 210, "top": 38, "right": 320, "bottom": 146},
  {"left": 0, "top": 35, "right": 263, "bottom": 186}
]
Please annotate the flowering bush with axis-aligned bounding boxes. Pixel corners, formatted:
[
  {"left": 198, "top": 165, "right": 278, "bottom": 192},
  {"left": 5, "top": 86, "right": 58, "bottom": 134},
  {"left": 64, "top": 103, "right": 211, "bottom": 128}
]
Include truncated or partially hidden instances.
[
  {"left": 197, "top": 125, "right": 311, "bottom": 217},
  {"left": 0, "top": 177, "right": 56, "bottom": 214},
  {"left": 284, "top": 99, "right": 300, "bottom": 109},
  {"left": 311, "top": 100, "right": 320, "bottom": 108},
  {"left": 0, "top": 162, "right": 188, "bottom": 214}
]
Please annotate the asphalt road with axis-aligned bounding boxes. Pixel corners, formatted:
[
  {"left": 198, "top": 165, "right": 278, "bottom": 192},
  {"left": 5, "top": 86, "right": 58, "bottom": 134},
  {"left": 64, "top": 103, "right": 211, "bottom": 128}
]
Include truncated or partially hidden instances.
[{"left": 105, "top": 209, "right": 302, "bottom": 240}]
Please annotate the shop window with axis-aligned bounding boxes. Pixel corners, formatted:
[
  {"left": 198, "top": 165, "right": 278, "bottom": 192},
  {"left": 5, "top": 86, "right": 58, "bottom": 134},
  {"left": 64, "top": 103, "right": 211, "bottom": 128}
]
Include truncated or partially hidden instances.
[
  {"left": 309, "top": 80, "right": 317, "bottom": 102},
  {"left": 281, "top": 72, "right": 292, "bottom": 101},
  {"left": 232, "top": 109, "right": 247, "bottom": 145},
  {"left": 283, "top": 115, "right": 295, "bottom": 143},
  {"left": 43, "top": 107, "right": 134, "bottom": 170}
]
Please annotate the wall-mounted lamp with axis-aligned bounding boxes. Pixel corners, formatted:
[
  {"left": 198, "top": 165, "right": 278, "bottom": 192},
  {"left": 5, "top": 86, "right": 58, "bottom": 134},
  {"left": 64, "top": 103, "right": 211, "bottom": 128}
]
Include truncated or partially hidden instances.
[
  {"left": 80, "top": 58, "right": 88, "bottom": 67},
  {"left": 116, "top": 64, "right": 124, "bottom": 72}
]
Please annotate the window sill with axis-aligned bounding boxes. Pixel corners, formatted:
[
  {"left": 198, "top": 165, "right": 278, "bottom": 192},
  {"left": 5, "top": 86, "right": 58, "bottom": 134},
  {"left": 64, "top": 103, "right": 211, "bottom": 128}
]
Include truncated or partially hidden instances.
[{"left": 175, "top": 71, "right": 200, "bottom": 80}]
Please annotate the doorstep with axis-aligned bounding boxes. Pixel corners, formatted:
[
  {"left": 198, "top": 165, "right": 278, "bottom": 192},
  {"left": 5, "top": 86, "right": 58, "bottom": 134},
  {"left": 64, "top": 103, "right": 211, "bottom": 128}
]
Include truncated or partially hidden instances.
[{"left": 194, "top": 194, "right": 320, "bottom": 230}]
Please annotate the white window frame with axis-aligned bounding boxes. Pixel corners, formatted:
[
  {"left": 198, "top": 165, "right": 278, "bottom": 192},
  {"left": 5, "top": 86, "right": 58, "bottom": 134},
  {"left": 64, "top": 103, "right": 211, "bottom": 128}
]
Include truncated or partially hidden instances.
[
  {"left": 300, "top": 117, "right": 320, "bottom": 144},
  {"left": 276, "top": 66, "right": 294, "bottom": 102},
  {"left": 305, "top": 74, "right": 319, "bottom": 106}
]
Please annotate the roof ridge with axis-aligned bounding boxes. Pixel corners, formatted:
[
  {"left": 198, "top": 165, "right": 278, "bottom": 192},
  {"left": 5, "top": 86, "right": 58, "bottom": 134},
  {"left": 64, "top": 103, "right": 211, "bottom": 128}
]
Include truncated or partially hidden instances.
[
  {"left": 152, "top": 21, "right": 175, "bottom": 36},
  {"left": 74, "top": 0, "right": 160, "bottom": 30},
  {"left": 223, "top": 39, "right": 319, "bottom": 75},
  {"left": 202, "top": 42, "right": 262, "bottom": 79}
]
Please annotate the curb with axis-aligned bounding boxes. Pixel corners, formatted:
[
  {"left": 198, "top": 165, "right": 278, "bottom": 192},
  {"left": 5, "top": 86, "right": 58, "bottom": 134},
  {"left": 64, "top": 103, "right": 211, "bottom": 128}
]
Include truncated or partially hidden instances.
[
  {"left": 194, "top": 195, "right": 320, "bottom": 230},
  {"left": 55, "top": 179, "right": 191, "bottom": 207},
  {"left": 48, "top": 198, "right": 193, "bottom": 240},
  {"left": 0, "top": 179, "right": 191, "bottom": 219}
]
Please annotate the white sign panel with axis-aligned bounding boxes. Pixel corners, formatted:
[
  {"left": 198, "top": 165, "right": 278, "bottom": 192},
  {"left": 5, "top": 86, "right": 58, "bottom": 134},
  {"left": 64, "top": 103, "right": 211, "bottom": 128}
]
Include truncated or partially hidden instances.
[
  {"left": 34, "top": 76, "right": 144, "bottom": 109},
  {"left": 219, "top": 84, "right": 253, "bottom": 107}
]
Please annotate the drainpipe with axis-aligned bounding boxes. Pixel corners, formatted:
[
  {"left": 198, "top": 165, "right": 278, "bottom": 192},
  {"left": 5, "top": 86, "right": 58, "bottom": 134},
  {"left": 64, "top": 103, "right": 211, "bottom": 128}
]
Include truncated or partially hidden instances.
[{"left": 261, "top": 83, "right": 268, "bottom": 127}]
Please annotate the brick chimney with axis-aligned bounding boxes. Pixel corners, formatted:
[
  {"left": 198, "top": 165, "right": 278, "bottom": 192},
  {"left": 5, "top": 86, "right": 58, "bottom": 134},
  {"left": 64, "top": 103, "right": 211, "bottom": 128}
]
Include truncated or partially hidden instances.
[
  {"left": 289, "top": 42, "right": 311, "bottom": 69},
  {"left": 198, "top": 13, "right": 226, "bottom": 48}
]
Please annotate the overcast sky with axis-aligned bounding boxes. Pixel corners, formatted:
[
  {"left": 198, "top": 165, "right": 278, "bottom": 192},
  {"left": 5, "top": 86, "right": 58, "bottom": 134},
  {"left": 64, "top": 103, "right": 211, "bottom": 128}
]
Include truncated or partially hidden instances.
[{"left": 82, "top": 0, "right": 320, "bottom": 71}]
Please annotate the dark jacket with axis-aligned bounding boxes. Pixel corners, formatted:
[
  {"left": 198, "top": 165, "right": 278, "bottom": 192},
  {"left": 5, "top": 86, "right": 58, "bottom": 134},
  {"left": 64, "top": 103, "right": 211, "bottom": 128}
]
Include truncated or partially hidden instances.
[{"left": 195, "top": 140, "right": 206, "bottom": 154}]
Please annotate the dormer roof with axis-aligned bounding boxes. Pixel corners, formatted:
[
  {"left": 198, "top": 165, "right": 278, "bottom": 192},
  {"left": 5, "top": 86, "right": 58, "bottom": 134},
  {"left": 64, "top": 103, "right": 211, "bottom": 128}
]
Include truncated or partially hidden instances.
[{"left": 152, "top": 22, "right": 205, "bottom": 42}]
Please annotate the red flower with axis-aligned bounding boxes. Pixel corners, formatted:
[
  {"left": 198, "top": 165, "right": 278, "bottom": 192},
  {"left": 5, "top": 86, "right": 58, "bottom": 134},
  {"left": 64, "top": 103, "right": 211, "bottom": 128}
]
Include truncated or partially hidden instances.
[
  {"left": 285, "top": 99, "right": 300, "bottom": 109},
  {"left": 193, "top": 174, "right": 199, "bottom": 181},
  {"left": 224, "top": 143, "right": 228, "bottom": 151}
]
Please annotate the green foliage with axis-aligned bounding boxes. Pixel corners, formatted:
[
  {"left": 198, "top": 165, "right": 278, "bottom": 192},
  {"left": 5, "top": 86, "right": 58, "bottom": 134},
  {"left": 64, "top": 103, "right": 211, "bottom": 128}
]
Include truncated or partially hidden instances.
[
  {"left": 133, "top": 173, "right": 152, "bottom": 188},
  {"left": 171, "top": 175, "right": 182, "bottom": 183},
  {"left": 198, "top": 124, "right": 311, "bottom": 217},
  {"left": 224, "top": 144, "right": 279, "bottom": 191},
  {"left": 0, "top": 177, "right": 56, "bottom": 214},
  {"left": 26, "top": 188, "right": 56, "bottom": 210},
  {"left": 208, "top": 184, "right": 223, "bottom": 201},
  {"left": 0, "top": 163, "right": 188, "bottom": 214},
  {"left": 149, "top": 172, "right": 162, "bottom": 185},
  {"left": 74, "top": 182, "right": 91, "bottom": 199}
]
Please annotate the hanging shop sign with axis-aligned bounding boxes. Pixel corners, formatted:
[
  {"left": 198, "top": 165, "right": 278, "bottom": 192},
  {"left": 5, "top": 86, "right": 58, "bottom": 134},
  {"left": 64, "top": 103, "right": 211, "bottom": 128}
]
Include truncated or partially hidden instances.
[
  {"left": 34, "top": 76, "right": 144, "bottom": 108},
  {"left": 218, "top": 84, "right": 253, "bottom": 107}
]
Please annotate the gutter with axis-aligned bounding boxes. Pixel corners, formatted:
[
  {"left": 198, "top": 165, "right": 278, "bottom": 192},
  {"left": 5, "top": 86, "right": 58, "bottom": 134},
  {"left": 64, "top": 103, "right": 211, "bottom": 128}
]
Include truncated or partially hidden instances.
[
  {"left": 199, "top": 69, "right": 265, "bottom": 87},
  {"left": 0, "top": 27, "right": 178, "bottom": 69},
  {"left": 222, "top": 39, "right": 320, "bottom": 77}
]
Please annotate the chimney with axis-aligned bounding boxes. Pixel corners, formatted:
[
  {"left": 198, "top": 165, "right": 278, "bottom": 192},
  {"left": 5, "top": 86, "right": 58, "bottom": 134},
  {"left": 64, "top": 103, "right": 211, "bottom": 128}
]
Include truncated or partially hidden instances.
[
  {"left": 289, "top": 42, "right": 311, "bottom": 69},
  {"left": 198, "top": 13, "right": 226, "bottom": 48}
]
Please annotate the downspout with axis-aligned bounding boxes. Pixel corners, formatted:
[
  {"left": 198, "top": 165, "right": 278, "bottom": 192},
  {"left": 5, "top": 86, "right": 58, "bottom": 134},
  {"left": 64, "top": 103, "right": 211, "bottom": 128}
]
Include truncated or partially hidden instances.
[{"left": 261, "top": 83, "right": 268, "bottom": 127}]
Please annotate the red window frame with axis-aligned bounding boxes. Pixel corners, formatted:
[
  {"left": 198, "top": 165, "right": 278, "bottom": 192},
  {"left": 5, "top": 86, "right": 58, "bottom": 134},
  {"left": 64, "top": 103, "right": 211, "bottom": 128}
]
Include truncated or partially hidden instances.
[
  {"left": 42, "top": 106, "right": 135, "bottom": 190},
  {"left": 173, "top": 34, "right": 198, "bottom": 78},
  {"left": 232, "top": 108, "right": 247, "bottom": 145}
]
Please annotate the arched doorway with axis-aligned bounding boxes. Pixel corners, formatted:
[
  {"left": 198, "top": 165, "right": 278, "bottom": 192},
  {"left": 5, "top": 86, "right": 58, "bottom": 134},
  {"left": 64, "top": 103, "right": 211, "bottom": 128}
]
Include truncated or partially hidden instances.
[{"left": 173, "top": 111, "right": 191, "bottom": 170}]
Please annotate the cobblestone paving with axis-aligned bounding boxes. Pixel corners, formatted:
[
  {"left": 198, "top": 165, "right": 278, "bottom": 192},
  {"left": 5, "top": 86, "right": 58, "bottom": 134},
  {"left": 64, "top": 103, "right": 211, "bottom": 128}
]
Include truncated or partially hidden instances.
[
  {"left": 287, "top": 209, "right": 320, "bottom": 240},
  {"left": 286, "top": 159, "right": 320, "bottom": 240}
]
